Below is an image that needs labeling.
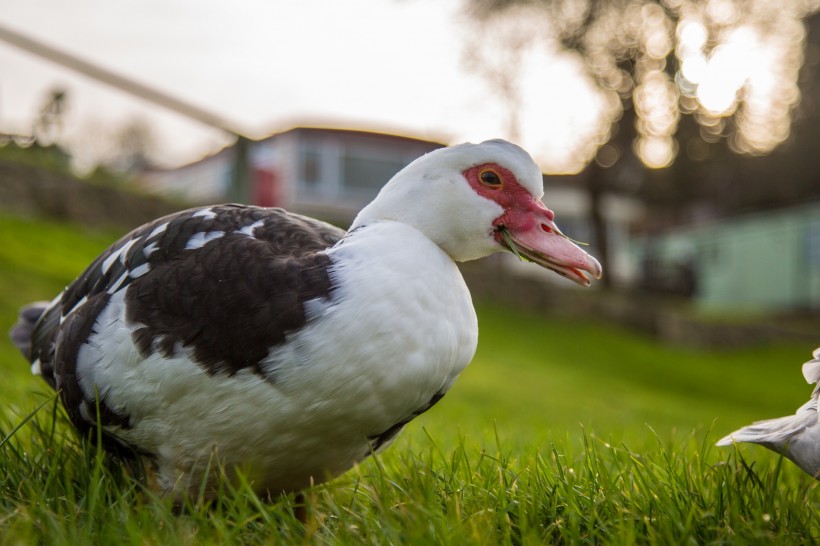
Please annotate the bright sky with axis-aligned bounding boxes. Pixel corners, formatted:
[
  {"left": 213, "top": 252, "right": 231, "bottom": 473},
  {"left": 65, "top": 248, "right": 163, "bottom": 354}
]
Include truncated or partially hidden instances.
[{"left": 0, "top": 0, "right": 607, "bottom": 172}]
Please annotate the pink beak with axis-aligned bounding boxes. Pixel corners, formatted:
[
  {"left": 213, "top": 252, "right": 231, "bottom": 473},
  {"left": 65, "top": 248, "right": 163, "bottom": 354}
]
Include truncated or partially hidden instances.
[{"left": 493, "top": 197, "right": 603, "bottom": 287}]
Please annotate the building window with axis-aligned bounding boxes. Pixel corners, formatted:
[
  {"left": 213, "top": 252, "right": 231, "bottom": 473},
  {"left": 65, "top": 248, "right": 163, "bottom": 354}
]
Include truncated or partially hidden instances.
[
  {"left": 299, "top": 148, "right": 321, "bottom": 188},
  {"left": 342, "top": 153, "right": 405, "bottom": 194}
]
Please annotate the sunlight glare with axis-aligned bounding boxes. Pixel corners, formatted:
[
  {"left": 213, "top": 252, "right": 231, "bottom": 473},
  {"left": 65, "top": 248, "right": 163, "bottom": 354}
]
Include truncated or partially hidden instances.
[
  {"left": 469, "top": 0, "right": 817, "bottom": 170},
  {"left": 677, "top": 19, "right": 708, "bottom": 55},
  {"left": 680, "top": 54, "right": 707, "bottom": 86},
  {"left": 673, "top": 11, "right": 806, "bottom": 155},
  {"left": 696, "top": 27, "right": 758, "bottom": 115}
]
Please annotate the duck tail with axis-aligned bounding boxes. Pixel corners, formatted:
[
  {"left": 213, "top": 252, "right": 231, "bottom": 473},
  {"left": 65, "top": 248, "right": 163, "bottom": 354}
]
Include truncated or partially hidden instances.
[{"left": 9, "top": 301, "right": 50, "bottom": 361}]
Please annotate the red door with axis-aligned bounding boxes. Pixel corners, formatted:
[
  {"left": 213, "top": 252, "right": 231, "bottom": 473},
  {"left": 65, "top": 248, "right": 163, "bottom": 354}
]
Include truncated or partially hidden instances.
[{"left": 253, "top": 168, "right": 280, "bottom": 207}]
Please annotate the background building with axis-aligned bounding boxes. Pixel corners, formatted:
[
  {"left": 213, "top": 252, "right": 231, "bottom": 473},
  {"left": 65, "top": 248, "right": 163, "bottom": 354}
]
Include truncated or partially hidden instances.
[
  {"left": 138, "top": 126, "right": 646, "bottom": 286},
  {"left": 139, "top": 127, "right": 444, "bottom": 225}
]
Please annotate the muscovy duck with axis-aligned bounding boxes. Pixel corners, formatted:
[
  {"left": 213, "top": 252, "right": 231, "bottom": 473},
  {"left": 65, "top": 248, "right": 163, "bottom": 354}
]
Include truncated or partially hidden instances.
[
  {"left": 10, "top": 139, "right": 602, "bottom": 498},
  {"left": 717, "top": 347, "right": 820, "bottom": 479}
]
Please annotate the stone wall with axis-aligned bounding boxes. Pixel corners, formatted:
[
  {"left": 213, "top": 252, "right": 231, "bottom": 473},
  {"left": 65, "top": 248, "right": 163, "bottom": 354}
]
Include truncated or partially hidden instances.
[{"left": 0, "top": 161, "right": 181, "bottom": 230}]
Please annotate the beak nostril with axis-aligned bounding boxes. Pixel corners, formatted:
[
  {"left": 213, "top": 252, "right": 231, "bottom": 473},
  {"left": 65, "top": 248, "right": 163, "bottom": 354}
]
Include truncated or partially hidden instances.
[{"left": 540, "top": 223, "right": 552, "bottom": 233}]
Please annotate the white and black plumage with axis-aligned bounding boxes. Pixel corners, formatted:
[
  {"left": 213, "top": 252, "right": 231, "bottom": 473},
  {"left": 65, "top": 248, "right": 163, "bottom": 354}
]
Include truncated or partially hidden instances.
[
  {"left": 10, "top": 139, "right": 602, "bottom": 498},
  {"left": 717, "top": 348, "right": 820, "bottom": 479}
]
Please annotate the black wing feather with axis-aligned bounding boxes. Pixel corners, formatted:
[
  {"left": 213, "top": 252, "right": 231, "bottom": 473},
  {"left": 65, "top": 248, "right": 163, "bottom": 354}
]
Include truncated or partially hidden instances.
[{"left": 21, "top": 204, "right": 345, "bottom": 432}]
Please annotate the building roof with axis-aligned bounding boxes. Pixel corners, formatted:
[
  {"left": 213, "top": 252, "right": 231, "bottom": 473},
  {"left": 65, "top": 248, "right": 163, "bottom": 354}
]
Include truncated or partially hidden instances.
[
  {"left": 269, "top": 125, "right": 446, "bottom": 149},
  {"left": 142, "top": 125, "right": 446, "bottom": 175}
]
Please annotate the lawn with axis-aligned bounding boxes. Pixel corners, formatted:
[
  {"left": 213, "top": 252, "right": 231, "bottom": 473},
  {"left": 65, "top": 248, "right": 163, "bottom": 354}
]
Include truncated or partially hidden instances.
[{"left": 0, "top": 213, "right": 817, "bottom": 544}]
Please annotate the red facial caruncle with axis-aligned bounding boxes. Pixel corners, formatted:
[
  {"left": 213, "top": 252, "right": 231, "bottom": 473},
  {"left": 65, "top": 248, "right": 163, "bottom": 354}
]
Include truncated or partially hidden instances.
[{"left": 463, "top": 163, "right": 603, "bottom": 286}]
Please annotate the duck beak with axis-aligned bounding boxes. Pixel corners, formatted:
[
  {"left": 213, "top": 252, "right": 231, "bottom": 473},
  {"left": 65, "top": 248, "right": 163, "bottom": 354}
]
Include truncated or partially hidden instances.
[{"left": 493, "top": 198, "right": 602, "bottom": 287}]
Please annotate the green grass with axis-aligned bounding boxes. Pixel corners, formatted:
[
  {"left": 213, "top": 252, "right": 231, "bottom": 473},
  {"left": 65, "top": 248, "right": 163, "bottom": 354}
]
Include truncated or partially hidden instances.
[{"left": 0, "top": 212, "right": 818, "bottom": 544}]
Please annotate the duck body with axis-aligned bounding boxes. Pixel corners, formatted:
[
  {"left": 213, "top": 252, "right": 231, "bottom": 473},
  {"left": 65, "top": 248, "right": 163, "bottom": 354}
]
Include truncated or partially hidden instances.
[
  {"left": 11, "top": 139, "right": 601, "bottom": 497},
  {"left": 717, "top": 348, "right": 820, "bottom": 479}
]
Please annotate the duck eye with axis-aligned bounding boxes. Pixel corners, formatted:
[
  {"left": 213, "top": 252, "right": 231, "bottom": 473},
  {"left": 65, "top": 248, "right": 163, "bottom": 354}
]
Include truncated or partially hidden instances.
[{"left": 480, "top": 170, "right": 502, "bottom": 187}]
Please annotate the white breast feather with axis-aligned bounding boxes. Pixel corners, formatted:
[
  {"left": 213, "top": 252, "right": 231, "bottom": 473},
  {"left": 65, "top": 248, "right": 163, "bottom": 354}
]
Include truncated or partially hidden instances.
[{"left": 75, "top": 220, "right": 478, "bottom": 494}]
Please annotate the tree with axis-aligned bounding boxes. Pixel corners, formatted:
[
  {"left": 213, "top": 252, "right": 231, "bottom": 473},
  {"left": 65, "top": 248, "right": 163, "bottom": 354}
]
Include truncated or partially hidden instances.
[
  {"left": 107, "top": 117, "right": 155, "bottom": 173},
  {"left": 464, "top": 0, "right": 820, "bottom": 287},
  {"left": 33, "top": 87, "right": 68, "bottom": 146},
  {"left": 76, "top": 117, "right": 156, "bottom": 178}
]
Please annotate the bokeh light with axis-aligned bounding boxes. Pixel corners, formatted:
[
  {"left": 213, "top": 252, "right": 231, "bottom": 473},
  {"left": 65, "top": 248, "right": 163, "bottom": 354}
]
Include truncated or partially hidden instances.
[
  {"left": 673, "top": 0, "right": 816, "bottom": 157},
  {"left": 467, "top": 0, "right": 820, "bottom": 170}
]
